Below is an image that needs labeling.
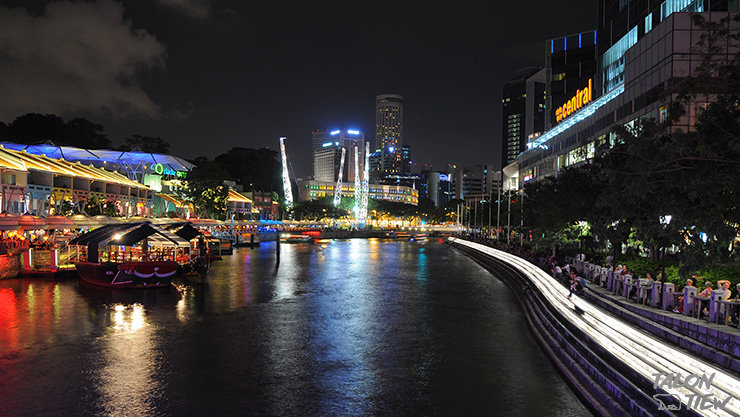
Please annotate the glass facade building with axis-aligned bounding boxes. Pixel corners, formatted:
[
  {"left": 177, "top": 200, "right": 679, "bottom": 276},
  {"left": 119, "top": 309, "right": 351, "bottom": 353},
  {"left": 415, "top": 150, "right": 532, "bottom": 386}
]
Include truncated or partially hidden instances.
[
  {"left": 311, "top": 129, "right": 364, "bottom": 181},
  {"left": 509, "top": 0, "right": 740, "bottom": 187},
  {"left": 546, "top": 31, "right": 597, "bottom": 130}
]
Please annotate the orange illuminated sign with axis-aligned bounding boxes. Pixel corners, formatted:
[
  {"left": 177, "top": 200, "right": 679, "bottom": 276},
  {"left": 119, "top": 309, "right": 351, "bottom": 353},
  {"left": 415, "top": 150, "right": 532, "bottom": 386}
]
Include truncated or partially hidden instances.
[{"left": 555, "top": 79, "right": 592, "bottom": 123}]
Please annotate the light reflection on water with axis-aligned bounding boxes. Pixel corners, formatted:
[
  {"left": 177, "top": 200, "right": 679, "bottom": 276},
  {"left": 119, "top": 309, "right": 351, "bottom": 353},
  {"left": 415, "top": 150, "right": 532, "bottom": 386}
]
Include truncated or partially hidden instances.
[
  {"left": 96, "top": 303, "right": 160, "bottom": 416},
  {"left": 0, "top": 240, "right": 591, "bottom": 416}
]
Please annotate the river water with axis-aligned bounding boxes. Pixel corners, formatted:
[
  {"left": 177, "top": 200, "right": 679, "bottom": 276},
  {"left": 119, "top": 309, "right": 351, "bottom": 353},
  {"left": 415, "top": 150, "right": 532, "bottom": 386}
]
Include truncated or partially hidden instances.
[{"left": 0, "top": 239, "right": 591, "bottom": 416}]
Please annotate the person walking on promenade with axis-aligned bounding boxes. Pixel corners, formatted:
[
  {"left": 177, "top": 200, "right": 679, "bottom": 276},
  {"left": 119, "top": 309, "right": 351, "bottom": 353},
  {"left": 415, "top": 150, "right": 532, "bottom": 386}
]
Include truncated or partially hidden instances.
[
  {"left": 578, "top": 274, "right": 588, "bottom": 296},
  {"left": 568, "top": 272, "right": 580, "bottom": 300}
]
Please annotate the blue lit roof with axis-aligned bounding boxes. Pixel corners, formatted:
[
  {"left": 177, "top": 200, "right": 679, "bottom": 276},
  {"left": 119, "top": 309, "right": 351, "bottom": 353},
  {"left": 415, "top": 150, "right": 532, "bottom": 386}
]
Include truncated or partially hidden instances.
[
  {"left": 524, "top": 83, "right": 625, "bottom": 152},
  {"left": 0, "top": 142, "right": 195, "bottom": 172}
]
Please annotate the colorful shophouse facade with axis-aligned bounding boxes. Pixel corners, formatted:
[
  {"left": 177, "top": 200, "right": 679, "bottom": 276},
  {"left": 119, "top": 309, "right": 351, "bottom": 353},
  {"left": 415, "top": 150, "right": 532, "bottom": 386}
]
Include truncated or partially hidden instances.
[
  {"left": 0, "top": 142, "right": 255, "bottom": 219},
  {"left": 0, "top": 145, "right": 151, "bottom": 216}
]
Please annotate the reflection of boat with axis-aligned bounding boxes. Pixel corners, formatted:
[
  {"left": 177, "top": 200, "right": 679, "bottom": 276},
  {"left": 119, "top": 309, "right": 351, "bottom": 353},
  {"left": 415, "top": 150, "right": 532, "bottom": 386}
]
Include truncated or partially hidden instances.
[
  {"left": 69, "top": 222, "right": 190, "bottom": 289},
  {"left": 234, "top": 233, "right": 261, "bottom": 247},
  {"left": 280, "top": 234, "right": 313, "bottom": 243},
  {"left": 392, "top": 231, "right": 412, "bottom": 240}
]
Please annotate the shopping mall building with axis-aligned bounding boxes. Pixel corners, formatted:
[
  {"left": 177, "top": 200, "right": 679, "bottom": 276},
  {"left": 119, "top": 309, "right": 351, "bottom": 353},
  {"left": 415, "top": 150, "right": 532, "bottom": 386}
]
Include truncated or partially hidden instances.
[{"left": 506, "top": 1, "right": 740, "bottom": 188}]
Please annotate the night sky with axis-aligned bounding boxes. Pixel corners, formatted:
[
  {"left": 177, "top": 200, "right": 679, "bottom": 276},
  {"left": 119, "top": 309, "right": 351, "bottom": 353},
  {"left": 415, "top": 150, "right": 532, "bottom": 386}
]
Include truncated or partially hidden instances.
[{"left": 0, "top": 0, "right": 596, "bottom": 176}]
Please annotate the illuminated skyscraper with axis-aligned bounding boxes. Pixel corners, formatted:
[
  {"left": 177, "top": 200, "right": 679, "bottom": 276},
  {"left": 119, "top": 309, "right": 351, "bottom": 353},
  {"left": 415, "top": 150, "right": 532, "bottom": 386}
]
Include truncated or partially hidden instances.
[
  {"left": 546, "top": 30, "right": 597, "bottom": 130},
  {"left": 501, "top": 67, "right": 546, "bottom": 170},
  {"left": 375, "top": 94, "right": 403, "bottom": 175},
  {"left": 311, "top": 129, "right": 363, "bottom": 181}
]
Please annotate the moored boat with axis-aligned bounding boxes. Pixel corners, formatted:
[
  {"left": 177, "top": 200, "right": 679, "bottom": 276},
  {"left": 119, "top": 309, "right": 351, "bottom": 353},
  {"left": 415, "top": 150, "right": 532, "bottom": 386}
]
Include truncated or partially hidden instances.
[
  {"left": 234, "top": 233, "right": 261, "bottom": 247},
  {"left": 280, "top": 234, "right": 313, "bottom": 243},
  {"left": 68, "top": 222, "right": 191, "bottom": 289},
  {"left": 75, "top": 261, "right": 178, "bottom": 288},
  {"left": 393, "top": 231, "right": 412, "bottom": 240}
]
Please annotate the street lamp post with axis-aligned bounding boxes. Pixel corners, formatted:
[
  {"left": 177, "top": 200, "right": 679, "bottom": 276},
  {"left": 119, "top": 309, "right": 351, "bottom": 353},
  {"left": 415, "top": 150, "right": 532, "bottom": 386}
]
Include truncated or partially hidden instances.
[
  {"left": 659, "top": 215, "right": 673, "bottom": 306},
  {"left": 507, "top": 188, "right": 511, "bottom": 245},
  {"left": 496, "top": 181, "right": 501, "bottom": 241},
  {"left": 520, "top": 188, "right": 524, "bottom": 246},
  {"left": 488, "top": 190, "right": 492, "bottom": 240}
]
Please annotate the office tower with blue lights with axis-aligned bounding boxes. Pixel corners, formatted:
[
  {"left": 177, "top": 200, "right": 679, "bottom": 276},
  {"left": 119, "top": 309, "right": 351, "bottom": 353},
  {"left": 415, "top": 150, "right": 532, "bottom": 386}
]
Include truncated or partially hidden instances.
[
  {"left": 546, "top": 30, "right": 597, "bottom": 130},
  {"left": 311, "top": 129, "right": 364, "bottom": 182}
]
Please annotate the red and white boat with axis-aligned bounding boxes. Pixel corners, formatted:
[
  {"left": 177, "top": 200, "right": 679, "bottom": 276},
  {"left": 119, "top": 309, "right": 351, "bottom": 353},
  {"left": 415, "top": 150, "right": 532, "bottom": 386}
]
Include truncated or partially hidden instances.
[
  {"left": 69, "top": 221, "right": 190, "bottom": 289},
  {"left": 75, "top": 261, "right": 178, "bottom": 288}
]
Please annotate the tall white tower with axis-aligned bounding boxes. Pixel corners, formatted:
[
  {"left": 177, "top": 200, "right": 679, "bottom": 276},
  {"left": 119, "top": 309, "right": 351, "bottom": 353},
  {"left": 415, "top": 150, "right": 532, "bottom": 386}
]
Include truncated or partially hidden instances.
[
  {"left": 354, "top": 146, "right": 360, "bottom": 218},
  {"left": 359, "top": 141, "right": 370, "bottom": 222},
  {"left": 333, "top": 147, "right": 346, "bottom": 208},
  {"left": 279, "top": 137, "right": 293, "bottom": 207}
]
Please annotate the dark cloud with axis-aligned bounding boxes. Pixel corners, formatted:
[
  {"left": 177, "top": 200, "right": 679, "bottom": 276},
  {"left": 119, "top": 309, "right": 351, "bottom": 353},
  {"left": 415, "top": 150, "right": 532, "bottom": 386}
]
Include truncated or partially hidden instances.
[
  {"left": 0, "top": 0, "right": 166, "bottom": 122},
  {"left": 156, "top": 0, "right": 211, "bottom": 18}
]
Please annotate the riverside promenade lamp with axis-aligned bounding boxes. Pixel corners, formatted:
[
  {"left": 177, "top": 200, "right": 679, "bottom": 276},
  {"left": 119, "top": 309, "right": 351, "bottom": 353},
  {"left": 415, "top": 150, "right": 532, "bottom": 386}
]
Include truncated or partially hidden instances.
[{"left": 659, "top": 215, "right": 673, "bottom": 293}]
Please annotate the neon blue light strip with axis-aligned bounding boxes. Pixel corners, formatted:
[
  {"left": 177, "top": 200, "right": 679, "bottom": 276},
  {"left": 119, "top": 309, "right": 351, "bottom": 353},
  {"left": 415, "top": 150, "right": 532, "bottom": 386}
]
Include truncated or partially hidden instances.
[{"left": 524, "top": 83, "right": 625, "bottom": 152}]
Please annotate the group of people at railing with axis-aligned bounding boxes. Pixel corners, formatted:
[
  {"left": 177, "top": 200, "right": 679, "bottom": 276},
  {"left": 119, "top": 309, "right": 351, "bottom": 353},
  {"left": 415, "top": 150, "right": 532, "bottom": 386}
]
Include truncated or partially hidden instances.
[
  {"left": 0, "top": 236, "right": 31, "bottom": 255},
  {"left": 453, "top": 233, "right": 740, "bottom": 329},
  {"left": 566, "top": 256, "right": 740, "bottom": 328}
]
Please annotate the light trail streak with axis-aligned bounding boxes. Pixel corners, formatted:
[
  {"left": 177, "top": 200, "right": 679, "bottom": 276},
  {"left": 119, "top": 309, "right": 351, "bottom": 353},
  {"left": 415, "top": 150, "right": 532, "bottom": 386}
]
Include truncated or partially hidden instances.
[{"left": 451, "top": 238, "right": 740, "bottom": 416}]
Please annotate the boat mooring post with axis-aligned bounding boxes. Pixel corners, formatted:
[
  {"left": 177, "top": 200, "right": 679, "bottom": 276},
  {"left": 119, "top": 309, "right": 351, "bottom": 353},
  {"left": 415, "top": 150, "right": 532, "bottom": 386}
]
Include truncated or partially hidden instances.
[{"left": 276, "top": 232, "right": 281, "bottom": 264}]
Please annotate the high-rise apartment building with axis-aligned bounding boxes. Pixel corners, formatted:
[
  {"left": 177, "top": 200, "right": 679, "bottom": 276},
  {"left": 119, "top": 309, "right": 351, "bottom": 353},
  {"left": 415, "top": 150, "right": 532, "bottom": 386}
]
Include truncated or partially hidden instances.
[
  {"left": 417, "top": 170, "right": 453, "bottom": 207},
  {"left": 401, "top": 143, "right": 411, "bottom": 174},
  {"left": 375, "top": 94, "right": 404, "bottom": 176},
  {"left": 311, "top": 129, "right": 364, "bottom": 181},
  {"left": 501, "top": 67, "right": 546, "bottom": 169},
  {"left": 313, "top": 143, "right": 344, "bottom": 183},
  {"left": 451, "top": 164, "right": 500, "bottom": 200}
]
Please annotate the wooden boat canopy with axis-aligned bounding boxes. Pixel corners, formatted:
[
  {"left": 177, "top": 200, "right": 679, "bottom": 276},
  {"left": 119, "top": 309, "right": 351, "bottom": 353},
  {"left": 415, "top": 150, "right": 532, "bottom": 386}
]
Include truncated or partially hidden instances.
[
  {"left": 69, "top": 221, "right": 190, "bottom": 263},
  {"left": 159, "top": 222, "right": 203, "bottom": 241}
]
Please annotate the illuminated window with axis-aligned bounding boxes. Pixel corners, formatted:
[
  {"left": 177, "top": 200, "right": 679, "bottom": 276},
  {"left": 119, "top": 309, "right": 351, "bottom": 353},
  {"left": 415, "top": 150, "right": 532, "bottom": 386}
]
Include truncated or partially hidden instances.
[{"left": 645, "top": 13, "right": 653, "bottom": 34}]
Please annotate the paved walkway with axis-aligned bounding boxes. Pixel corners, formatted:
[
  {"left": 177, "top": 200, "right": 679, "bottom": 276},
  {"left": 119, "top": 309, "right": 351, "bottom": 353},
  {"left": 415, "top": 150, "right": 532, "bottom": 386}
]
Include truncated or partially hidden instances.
[
  {"left": 584, "top": 281, "right": 740, "bottom": 372},
  {"left": 452, "top": 238, "right": 740, "bottom": 416}
]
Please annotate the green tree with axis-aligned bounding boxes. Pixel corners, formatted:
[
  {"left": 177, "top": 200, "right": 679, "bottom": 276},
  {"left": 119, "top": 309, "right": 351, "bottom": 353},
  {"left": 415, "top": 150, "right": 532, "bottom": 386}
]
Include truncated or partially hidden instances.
[
  {"left": 7, "top": 114, "right": 112, "bottom": 149},
  {"left": 179, "top": 158, "right": 230, "bottom": 219},
  {"left": 416, "top": 198, "right": 437, "bottom": 222},
  {"left": 58, "top": 118, "right": 111, "bottom": 149},
  {"left": 437, "top": 198, "right": 463, "bottom": 224},
  {"left": 214, "top": 147, "right": 281, "bottom": 193},
  {"left": 293, "top": 197, "right": 346, "bottom": 220},
  {"left": 595, "top": 14, "right": 740, "bottom": 270},
  {"left": 0, "top": 121, "right": 9, "bottom": 141},
  {"left": 121, "top": 134, "right": 170, "bottom": 154},
  {"left": 8, "top": 113, "right": 65, "bottom": 143}
]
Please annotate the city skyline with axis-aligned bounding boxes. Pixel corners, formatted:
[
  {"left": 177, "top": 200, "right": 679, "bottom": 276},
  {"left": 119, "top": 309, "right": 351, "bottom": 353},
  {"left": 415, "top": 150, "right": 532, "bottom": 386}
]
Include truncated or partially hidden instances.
[{"left": 0, "top": 0, "right": 596, "bottom": 176}]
